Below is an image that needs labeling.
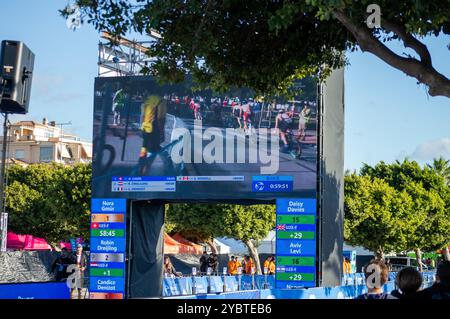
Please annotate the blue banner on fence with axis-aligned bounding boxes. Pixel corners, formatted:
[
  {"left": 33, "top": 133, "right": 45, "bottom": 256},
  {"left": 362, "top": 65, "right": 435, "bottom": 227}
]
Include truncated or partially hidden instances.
[
  {"left": 192, "top": 277, "right": 208, "bottom": 294},
  {"left": 177, "top": 277, "right": 193, "bottom": 295},
  {"left": 163, "top": 278, "right": 180, "bottom": 296},
  {"left": 0, "top": 282, "right": 70, "bottom": 299},
  {"left": 224, "top": 276, "right": 239, "bottom": 292},
  {"left": 164, "top": 272, "right": 435, "bottom": 299},
  {"left": 208, "top": 276, "right": 224, "bottom": 293}
]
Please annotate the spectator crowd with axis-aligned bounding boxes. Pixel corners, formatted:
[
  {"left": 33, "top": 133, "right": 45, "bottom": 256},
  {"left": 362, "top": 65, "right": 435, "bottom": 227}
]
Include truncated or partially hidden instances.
[{"left": 356, "top": 259, "right": 450, "bottom": 300}]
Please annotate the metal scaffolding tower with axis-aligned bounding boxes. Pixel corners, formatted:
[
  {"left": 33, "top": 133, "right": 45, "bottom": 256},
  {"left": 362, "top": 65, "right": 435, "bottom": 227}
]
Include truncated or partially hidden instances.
[{"left": 98, "top": 31, "right": 161, "bottom": 77}]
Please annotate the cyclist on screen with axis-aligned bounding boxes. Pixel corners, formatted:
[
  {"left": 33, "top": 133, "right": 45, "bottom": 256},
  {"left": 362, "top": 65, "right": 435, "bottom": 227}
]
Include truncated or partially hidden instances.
[
  {"left": 241, "top": 99, "right": 252, "bottom": 134},
  {"left": 274, "top": 109, "right": 293, "bottom": 152},
  {"left": 297, "top": 102, "right": 311, "bottom": 142},
  {"left": 112, "top": 89, "right": 126, "bottom": 125},
  {"left": 138, "top": 94, "right": 167, "bottom": 174}
]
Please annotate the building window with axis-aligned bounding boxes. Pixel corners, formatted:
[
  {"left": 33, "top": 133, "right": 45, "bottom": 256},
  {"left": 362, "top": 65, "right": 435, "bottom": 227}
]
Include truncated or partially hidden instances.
[
  {"left": 15, "top": 149, "right": 25, "bottom": 159},
  {"left": 40, "top": 146, "right": 53, "bottom": 162}
]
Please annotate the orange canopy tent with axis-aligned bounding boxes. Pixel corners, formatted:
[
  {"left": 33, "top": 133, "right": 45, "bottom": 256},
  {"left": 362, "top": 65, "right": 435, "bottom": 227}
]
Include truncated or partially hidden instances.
[
  {"left": 172, "top": 233, "right": 204, "bottom": 254},
  {"left": 163, "top": 233, "right": 203, "bottom": 255},
  {"left": 164, "top": 233, "right": 181, "bottom": 254}
]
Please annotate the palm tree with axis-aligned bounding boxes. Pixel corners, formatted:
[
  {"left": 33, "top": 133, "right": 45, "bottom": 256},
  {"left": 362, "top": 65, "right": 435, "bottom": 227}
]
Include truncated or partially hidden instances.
[{"left": 427, "top": 156, "right": 450, "bottom": 185}]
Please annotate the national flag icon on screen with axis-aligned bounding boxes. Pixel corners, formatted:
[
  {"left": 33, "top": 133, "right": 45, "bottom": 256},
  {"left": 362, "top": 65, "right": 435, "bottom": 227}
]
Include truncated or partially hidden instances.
[{"left": 276, "top": 224, "right": 286, "bottom": 231}]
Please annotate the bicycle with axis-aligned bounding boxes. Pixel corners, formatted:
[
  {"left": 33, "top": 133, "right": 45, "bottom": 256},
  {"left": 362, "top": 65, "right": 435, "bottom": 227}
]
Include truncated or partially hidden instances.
[
  {"left": 93, "top": 137, "right": 116, "bottom": 175},
  {"left": 279, "top": 129, "right": 302, "bottom": 160},
  {"left": 136, "top": 135, "right": 186, "bottom": 176}
]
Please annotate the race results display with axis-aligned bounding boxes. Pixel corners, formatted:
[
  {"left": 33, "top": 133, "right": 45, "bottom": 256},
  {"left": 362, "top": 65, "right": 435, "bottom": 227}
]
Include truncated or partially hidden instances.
[
  {"left": 89, "top": 198, "right": 127, "bottom": 299},
  {"left": 275, "top": 198, "right": 317, "bottom": 289}
]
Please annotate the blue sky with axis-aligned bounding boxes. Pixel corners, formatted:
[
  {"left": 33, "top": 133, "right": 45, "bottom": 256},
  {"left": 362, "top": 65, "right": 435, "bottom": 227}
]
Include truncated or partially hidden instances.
[{"left": 0, "top": 1, "right": 449, "bottom": 170}]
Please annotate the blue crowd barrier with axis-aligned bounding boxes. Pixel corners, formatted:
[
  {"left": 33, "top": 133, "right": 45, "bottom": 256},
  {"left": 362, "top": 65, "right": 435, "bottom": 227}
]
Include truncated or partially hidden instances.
[
  {"left": 343, "top": 271, "right": 435, "bottom": 287},
  {"left": 240, "top": 275, "right": 255, "bottom": 290},
  {"left": 177, "top": 277, "right": 193, "bottom": 295},
  {"left": 208, "top": 276, "right": 224, "bottom": 293},
  {"left": 192, "top": 276, "right": 208, "bottom": 294},
  {"left": 223, "top": 276, "right": 238, "bottom": 292},
  {"left": 167, "top": 290, "right": 261, "bottom": 300},
  {"left": 163, "top": 275, "right": 273, "bottom": 296},
  {"left": 163, "top": 271, "right": 435, "bottom": 298},
  {"left": 342, "top": 272, "right": 368, "bottom": 286},
  {"left": 163, "top": 277, "right": 181, "bottom": 296},
  {"left": 167, "top": 282, "right": 396, "bottom": 300},
  {"left": 256, "top": 275, "right": 276, "bottom": 289},
  {"left": 0, "top": 281, "right": 71, "bottom": 299}
]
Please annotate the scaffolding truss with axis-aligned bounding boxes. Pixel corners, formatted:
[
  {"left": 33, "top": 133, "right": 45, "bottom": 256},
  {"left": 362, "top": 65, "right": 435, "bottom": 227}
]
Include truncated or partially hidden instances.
[{"left": 98, "top": 31, "right": 160, "bottom": 77}]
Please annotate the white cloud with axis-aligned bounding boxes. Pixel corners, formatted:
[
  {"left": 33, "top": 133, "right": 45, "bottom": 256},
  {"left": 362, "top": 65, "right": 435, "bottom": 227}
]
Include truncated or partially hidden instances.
[{"left": 411, "top": 138, "right": 450, "bottom": 161}]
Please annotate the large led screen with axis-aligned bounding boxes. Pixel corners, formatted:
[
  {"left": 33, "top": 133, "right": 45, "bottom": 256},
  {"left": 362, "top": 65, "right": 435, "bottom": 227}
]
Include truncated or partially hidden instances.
[{"left": 92, "top": 76, "right": 318, "bottom": 202}]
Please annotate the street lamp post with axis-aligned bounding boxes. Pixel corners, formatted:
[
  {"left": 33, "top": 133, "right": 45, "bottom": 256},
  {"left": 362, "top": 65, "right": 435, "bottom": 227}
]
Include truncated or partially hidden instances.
[{"left": 0, "top": 81, "right": 9, "bottom": 251}]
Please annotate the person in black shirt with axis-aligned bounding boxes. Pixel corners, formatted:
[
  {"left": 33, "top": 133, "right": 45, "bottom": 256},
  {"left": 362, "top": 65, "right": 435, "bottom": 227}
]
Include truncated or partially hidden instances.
[
  {"left": 199, "top": 251, "right": 209, "bottom": 274},
  {"left": 207, "top": 253, "right": 219, "bottom": 275},
  {"left": 390, "top": 267, "right": 423, "bottom": 299},
  {"left": 419, "top": 260, "right": 450, "bottom": 300},
  {"left": 51, "top": 248, "right": 74, "bottom": 281}
]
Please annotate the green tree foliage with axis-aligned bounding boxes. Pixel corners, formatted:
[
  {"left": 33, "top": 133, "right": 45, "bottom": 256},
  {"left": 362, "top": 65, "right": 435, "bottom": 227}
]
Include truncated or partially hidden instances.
[
  {"left": 344, "top": 174, "right": 419, "bottom": 258},
  {"left": 62, "top": 0, "right": 450, "bottom": 97},
  {"left": 167, "top": 203, "right": 275, "bottom": 273},
  {"left": 427, "top": 157, "right": 450, "bottom": 186},
  {"left": 345, "top": 159, "right": 450, "bottom": 262},
  {"left": 5, "top": 163, "right": 91, "bottom": 246}
]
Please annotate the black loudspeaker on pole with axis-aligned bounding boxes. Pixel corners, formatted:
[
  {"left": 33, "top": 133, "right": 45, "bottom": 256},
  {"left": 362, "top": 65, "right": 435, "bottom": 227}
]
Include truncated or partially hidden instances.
[{"left": 0, "top": 40, "right": 35, "bottom": 251}]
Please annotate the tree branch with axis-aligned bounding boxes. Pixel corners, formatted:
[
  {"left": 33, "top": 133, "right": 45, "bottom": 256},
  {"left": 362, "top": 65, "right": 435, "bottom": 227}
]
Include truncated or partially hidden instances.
[
  {"left": 381, "top": 18, "right": 432, "bottom": 66},
  {"left": 333, "top": 9, "right": 450, "bottom": 98}
]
